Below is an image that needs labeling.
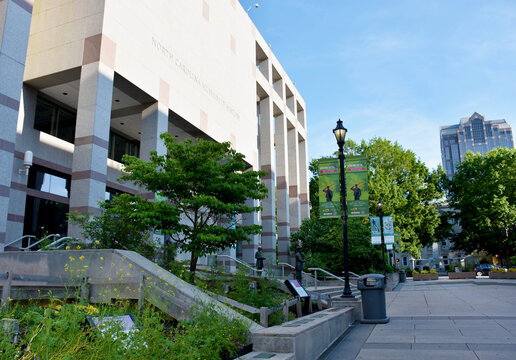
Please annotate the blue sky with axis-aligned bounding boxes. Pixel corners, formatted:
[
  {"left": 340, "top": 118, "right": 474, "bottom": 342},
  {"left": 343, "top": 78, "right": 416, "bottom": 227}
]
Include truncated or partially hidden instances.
[{"left": 242, "top": 0, "right": 516, "bottom": 171}]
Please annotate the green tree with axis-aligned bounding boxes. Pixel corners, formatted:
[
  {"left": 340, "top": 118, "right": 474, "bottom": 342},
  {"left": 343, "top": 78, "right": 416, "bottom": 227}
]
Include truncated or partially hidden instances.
[
  {"left": 447, "top": 148, "right": 516, "bottom": 265},
  {"left": 293, "top": 137, "right": 444, "bottom": 274},
  {"left": 120, "top": 134, "right": 268, "bottom": 276},
  {"left": 351, "top": 138, "right": 444, "bottom": 257},
  {"left": 68, "top": 194, "right": 177, "bottom": 259}
]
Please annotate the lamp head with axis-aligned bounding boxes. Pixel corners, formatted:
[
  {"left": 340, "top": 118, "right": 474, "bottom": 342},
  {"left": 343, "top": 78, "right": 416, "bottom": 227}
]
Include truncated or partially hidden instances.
[
  {"left": 333, "top": 119, "right": 347, "bottom": 147},
  {"left": 377, "top": 199, "right": 383, "bottom": 210}
]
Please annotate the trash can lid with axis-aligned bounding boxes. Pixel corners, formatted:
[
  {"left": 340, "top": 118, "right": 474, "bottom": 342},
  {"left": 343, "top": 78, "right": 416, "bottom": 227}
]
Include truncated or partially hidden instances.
[{"left": 358, "top": 273, "right": 386, "bottom": 280}]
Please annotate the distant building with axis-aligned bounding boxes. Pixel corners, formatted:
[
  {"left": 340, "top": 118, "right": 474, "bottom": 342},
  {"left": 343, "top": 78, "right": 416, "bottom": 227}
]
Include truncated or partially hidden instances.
[{"left": 440, "top": 113, "right": 514, "bottom": 177}]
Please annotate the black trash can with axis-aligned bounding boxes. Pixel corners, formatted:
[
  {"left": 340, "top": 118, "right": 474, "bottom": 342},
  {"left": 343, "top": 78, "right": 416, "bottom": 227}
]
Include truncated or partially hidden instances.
[
  {"left": 357, "top": 274, "right": 390, "bottom": 324},
  {"left": 399, "top": 270, "right": 406, "bottom": 283}
]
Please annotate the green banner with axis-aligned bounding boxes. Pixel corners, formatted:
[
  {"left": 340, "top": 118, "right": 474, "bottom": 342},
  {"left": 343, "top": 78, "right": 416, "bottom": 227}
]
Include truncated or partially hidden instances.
[
  {"left": 318, "top": 158, "right": 341, "bottom": 219},
  {"left": 370, "top": 216, "right": 395, "bottom": 245},
  {"left": 345, "top": 156, "right": 369, "bottom": 217}
]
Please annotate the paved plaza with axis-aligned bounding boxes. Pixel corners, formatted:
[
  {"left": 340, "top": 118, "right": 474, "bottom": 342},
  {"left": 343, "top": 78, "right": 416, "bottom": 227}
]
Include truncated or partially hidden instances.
[{"left": 321, "top": 279, "right": 516, "bottom": 359}]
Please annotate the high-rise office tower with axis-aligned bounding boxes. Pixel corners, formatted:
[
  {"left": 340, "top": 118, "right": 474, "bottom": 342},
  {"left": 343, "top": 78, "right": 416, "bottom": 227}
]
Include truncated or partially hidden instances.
[{"left": 440, "top": 113, "right": 513, "bottom": 177}]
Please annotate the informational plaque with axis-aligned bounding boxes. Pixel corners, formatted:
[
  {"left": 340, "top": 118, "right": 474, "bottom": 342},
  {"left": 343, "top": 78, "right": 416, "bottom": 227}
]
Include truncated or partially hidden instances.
[{"left": 284, "top": 279, "right": 309, "bottom": 298}]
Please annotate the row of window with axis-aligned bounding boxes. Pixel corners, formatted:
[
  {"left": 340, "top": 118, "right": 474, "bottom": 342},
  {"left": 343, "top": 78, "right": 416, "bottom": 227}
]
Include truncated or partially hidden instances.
[
  {"left": 34, "top": 97, "right": 140, "bottom": 162},
  {"left": 28, "top": 165, "right": 123, "bottom": 201}
]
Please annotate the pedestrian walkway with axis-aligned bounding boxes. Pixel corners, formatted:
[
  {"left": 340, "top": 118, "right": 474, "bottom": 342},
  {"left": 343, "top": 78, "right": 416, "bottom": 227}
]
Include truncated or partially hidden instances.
[{"left": 320, "top": 278, "right": 516, "bottom": 359}]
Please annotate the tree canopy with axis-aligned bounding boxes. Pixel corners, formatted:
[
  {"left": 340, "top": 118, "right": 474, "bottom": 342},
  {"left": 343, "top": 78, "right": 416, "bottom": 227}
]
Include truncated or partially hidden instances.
[
  {"left": 447, "top": 148, "right": 516, "bottom": 264},
  {"left": 120, "top": 133, "right": 268, "bottom": 275},
  {"left": 293, "top": 137, "right": 445, "bottom": 274}
]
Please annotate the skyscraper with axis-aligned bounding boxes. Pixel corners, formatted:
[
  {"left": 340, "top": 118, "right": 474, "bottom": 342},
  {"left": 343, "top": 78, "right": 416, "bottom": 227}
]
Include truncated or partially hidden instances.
[{"left": 440, "top": 113, "right": 513, "bottom": 177}]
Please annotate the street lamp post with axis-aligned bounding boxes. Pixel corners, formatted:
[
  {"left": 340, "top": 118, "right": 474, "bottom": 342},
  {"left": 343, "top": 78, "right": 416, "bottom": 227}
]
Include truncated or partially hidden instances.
[
  {"left": 333, "top": 119, "right": 354, "bottom": 298},
  {"left": 378, "top": 200, "right": 387, "bottom": 276}
]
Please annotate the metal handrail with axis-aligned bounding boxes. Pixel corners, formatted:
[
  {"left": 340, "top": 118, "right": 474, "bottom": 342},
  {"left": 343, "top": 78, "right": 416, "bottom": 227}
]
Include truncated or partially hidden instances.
[
  {"left": 3, "top": 235, "right": 36, "bottom": 250},
  {"left": 22, "top": 233, "right": 60, "bottom": 251},
  {"left": 41, "top": 236, "right": 74, "bottom": 250},
  {"left": 308, "top": 267, "right": 358, "bottom": 290},
  {"left": 216, "top": 254, "right": 261, "bottom": 276},
  {"left": 278, "top": 262, "right": 311, "bottom": 278}
]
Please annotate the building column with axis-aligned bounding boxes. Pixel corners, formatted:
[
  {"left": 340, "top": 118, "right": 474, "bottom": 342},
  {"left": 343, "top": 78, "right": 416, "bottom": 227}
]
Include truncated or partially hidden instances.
[
  {"left": 288, "top": 127, "right": 301, "bottom": 235},
  {"left": 68, "top": 61, "right": 114, "bottom": 237},
  {"left": 141, "top": 102, "right": 168, "bottom": 160},
  {"left": 241, "top": 198, "right": 260, "bottom": 265},
  {"left": 298, "top": 138, "right": 310, "bottom": 220},
  {"left": 0, "top": 0, "right": 33, "bottom": 249},
  {"left": 275, "top": 114, "right": 290, "bottom": 263},
  {"left": 259, "top": 97, "right": 276, "bottom": 264},
  {"left": 138, "top": 101, "right": 168, "bottom": 198}
]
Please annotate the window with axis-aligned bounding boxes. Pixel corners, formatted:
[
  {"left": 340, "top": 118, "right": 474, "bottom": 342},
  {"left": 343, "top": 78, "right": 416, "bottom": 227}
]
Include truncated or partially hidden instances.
[
  {"left": 23, "top": 196, "right": 68, "bottom": 240},
  {"left": 485, "top": 124, "right": 492, "bottom": 137},
  {"left": 402, "top": 257, "right": 408, "bottom": 266},
  {"left": 27, "top": 165, "right": 70, "bottom": 198},
  {"left": 108, "top": 131, "right": 140, "bottom": 163},
  {"left": 464, "top": 126, "right": 472, "bottom": 139},
  {"left": 34, "top": 97, "right": 76, "bottom": 143}
]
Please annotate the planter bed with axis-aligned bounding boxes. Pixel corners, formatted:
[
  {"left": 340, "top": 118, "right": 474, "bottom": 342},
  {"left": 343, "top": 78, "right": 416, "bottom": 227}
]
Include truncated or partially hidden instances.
[
  {"left": 489, "top": 272, "right": 516, "bottom": 279},
  {"left": 413, "top": 273, "right": 439, "bottom": 281},
  {"left": 448, "top": 272, "right": 476, "bottom": 279}
]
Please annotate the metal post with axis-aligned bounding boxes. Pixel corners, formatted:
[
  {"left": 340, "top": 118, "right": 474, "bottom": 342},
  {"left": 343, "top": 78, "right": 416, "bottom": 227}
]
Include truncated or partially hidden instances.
[
  {"left": 314, "top": 269, "right": 318, "bottom": 290},
  {"left": 339, "top": 144, "right": 353, "bottom": 298},
  {"left": 379, "top": 207, "right": 387, "bottom": 276}
]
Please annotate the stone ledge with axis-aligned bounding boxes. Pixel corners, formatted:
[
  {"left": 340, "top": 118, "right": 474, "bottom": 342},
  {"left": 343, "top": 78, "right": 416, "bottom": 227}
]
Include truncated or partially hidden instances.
[
  {"left": 448, "top": 272, "right": 476, "bottom": 279},
  {"left": 251, "top": 307, "right": 354, "bottom": 360},
  {"left": 238, "top": 352, "right": 295, "bottom": 359}
]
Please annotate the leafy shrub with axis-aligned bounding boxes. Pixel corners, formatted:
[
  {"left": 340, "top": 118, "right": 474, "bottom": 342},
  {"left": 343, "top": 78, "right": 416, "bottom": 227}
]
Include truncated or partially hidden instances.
[
  {"left": 429, "top": 269, "right": 437, "bottom": 274},
  {"left": 412, "top": 269, "right": 419, "bottom": 274},
  {"left": 0, "top": 300, "right": 249, "bottom": 359},
  {"left": 510, "top": 268, "right": 516, "bottom": 273},
  {"left": 420, "top": 270, "right": 429, "bottom": 274}
]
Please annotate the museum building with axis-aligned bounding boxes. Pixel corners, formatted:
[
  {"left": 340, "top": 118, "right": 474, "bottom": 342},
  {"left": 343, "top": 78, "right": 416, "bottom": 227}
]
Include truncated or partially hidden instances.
[{"left": 0, "top": 0, "right": 309, "bottom": 265}]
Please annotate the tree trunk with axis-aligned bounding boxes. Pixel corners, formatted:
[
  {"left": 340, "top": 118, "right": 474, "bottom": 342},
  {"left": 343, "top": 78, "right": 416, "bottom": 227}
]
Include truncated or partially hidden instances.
[{"left": 189, "top": 254, "right": 198, "bottom": 281}]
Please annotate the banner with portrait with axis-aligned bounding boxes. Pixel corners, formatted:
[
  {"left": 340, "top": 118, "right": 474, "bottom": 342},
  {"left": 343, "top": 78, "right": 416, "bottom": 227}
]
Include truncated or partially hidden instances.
[
  {"left": 345, "top": 156, "right": 369, "bottom": 217},
  {"left": 318, "top": 158, "right": 341, "bottom": 219}
]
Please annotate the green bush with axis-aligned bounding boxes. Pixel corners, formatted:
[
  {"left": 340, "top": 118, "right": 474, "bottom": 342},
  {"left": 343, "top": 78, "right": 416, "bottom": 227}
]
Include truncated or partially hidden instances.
[{"left": 0, "top": 300, "right": 249, "bottom": 359}]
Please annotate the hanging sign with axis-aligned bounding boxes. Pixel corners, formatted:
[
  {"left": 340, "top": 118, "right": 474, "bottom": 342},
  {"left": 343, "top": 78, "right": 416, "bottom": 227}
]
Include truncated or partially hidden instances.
[
  {"left": 318, "top": 158, "right": 341, "bottom": 219},
  {"left": 370, "top": 217, "right": 382, "bottom": 245},
  {"left": 345, "top": 156, "right": 368, "bottom": 217},
  {"left": 370, "top": 216, "right": 395, "bottom": 245},
  {"left": 383, "top": 216, "right": 395, "bottom": 244}
]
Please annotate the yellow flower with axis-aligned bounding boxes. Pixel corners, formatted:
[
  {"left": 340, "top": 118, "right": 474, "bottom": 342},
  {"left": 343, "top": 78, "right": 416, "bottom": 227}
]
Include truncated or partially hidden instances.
[
  {"left": 69, "top": 256, "right": 75, "bottom": 262},
  {"left": 100, "top": 266, "right": 103, "bottom": 270},
  {"left": 79, "top": 255, "right": 85, "bottom": 260},
  {"left": 100, "top": 257, "right": 104, "bottom": 260},
  {"left": 65, "top": 246, "right": 70, "bottom": 250},
  {"left": 129, "top": 264, "right": 132, "bottom": 268},
  {"left": 83, "top": 265, "right": 88, "bottom": 268},
  {"left": 94, "top": 240, "right": 100, "bottom": 245}
]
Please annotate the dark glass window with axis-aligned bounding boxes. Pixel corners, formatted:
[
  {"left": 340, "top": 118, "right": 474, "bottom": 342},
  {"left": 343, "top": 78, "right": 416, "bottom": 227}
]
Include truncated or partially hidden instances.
[
  {"left": 34, "top": 97, "right": 76, "bottom": 143},
  {"left": 105, "top": 187, "right": 124, "bottom": 202},
  {"left": 108, "top": 131, "right": 140, "bottom": 163},
  {"left": 464, "top": 126, "right": 472, "bottom": 139},
  {"left": 485, "top": 124, "right": 492, "bottom": 137},
  {"left": 471, "top": 118, "right": 485, "bottom": 143},
  {"left": 23, "top": 195, "right": 68, "bottom": 239},
  {"left": 27, "top": 165, "right": 70, "bottom": 198}
]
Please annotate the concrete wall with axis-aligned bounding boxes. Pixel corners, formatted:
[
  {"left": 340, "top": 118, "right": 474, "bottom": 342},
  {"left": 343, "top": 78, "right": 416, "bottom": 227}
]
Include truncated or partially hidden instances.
[{"left": 2, "top": 0, "right": 310, "bottom": 265}]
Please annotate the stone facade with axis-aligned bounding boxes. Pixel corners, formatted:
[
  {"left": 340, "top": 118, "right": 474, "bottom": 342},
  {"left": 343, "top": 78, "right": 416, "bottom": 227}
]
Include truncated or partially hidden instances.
[{"left": 0, "top": 0, "right": 309, "bottom": 266}]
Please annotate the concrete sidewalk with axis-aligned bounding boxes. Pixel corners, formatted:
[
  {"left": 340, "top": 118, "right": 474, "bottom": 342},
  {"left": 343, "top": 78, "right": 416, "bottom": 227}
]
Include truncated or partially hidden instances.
[{"left": 320, "top": 279, "right": 516, "bottom": 359}]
